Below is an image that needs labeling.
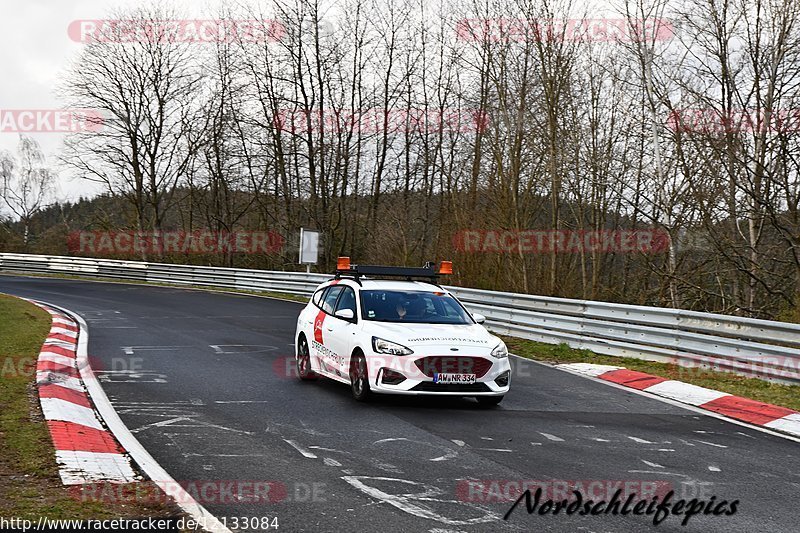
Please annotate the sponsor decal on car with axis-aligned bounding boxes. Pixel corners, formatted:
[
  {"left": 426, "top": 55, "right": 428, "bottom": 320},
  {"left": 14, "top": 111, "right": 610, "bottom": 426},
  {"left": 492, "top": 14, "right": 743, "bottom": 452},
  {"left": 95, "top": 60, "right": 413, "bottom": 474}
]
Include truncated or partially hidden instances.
[{"left": 407, "top": 337, "right": 489, "bottom": 344}]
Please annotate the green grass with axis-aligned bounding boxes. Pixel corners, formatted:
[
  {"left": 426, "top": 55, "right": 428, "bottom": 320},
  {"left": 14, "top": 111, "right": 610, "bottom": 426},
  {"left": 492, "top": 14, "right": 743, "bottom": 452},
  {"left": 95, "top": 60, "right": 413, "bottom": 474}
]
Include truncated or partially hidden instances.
[
  {"left": 504, "top": 336, "right": 800, "bottom": 412},
  {"left": 0, "top": 294, "right": 177, "bottom": 519},
  {"left": 0, "top": 295, "right": 54, "bottom": 475}
]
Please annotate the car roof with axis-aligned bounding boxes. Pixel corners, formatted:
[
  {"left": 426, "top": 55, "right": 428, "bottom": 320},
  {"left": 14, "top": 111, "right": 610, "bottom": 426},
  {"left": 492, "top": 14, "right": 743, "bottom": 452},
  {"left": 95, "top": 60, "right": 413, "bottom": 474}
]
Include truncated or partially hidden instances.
[{"left": 322, "top": 278, "right": 446, "bottom": 292}]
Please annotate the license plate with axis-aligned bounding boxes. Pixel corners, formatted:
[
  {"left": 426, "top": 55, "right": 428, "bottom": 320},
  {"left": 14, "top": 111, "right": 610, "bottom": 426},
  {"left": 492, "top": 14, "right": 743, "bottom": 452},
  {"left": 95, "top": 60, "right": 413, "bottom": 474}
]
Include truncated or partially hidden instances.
[{"left": 433, "top": 373, "right": 476, "bottom": 384}]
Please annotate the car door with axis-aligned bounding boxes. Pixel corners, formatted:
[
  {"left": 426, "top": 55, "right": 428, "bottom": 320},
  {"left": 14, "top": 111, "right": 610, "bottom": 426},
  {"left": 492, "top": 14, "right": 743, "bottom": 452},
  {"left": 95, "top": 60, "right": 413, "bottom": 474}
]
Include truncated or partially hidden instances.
[
  {"left": 301, "top": 287, "right": 327, "bottom": 344},
  {"left": 327, "top": 286, "right": 358, "bottom": 377},
  {"left": 312, "top": 284, "right": 344, "bottom": 375}
]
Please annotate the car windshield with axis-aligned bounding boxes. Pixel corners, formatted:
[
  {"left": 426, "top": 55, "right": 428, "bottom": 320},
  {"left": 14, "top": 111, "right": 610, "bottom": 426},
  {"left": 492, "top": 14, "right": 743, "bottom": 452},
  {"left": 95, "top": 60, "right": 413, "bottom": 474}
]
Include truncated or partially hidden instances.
[{"left": 360, "top": 290, "right": 473, "bottom": 324}]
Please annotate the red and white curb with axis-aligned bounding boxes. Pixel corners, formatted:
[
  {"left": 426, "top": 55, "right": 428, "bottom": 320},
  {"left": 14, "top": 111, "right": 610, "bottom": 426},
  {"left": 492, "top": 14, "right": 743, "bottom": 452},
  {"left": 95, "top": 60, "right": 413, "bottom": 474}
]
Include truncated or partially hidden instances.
[
  {"left": 558, "top": 363, "right": 800, "bottom": 438},
  {"left": 31, "top": 300, "right": 138, "bottom": 485},
  {"left": 26, "top": 298, "right": 231, "bottom": 532}
]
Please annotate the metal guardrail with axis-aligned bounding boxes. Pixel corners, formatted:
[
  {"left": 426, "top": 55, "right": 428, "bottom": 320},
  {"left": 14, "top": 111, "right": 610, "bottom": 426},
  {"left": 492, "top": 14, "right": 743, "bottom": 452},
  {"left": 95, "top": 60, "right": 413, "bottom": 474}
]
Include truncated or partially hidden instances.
[{"left": 2, "top": 253, "right": 799, "bottom": 384}]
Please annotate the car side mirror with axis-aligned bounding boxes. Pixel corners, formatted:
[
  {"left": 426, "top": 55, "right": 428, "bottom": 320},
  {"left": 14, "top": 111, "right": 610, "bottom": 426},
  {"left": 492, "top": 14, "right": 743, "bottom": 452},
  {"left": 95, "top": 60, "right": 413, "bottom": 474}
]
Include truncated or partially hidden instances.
[
  {"left": 335, "top": 308, "right": 355, "bottom": 321},
  {"left": 472, "top": 313, "right": 486, "bottom": 324}
]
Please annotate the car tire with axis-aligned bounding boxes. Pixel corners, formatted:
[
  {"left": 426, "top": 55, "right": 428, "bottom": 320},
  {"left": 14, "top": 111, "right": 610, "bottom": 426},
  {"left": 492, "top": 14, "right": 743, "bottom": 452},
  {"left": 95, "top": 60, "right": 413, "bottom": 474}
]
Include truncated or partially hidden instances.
[
  {"left": 349, "top": 351, "right": 371, "bottom": 401},
  {"left": 296, "top": 336, "right": 317, "bottom": 381},
  {"left": 476, "top": 395, "right": 503, "bottom": 407}
]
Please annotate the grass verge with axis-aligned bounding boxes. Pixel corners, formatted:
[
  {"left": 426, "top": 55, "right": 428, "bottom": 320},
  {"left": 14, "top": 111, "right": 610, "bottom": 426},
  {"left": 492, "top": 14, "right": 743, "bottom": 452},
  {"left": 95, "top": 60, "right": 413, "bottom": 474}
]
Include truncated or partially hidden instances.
[
  {"left": 0, "top": 294, "right": 179, "bottom": 519},
  {"left": 504, "top": 336, "right": 800, "bottom": 412}
]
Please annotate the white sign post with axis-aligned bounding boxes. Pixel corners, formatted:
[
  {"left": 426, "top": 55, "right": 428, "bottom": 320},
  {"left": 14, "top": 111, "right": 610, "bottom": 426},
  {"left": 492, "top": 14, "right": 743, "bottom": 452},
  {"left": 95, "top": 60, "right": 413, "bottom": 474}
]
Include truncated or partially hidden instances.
[{"left": 299, "top": 228, "right": 320, "bottom": 273}]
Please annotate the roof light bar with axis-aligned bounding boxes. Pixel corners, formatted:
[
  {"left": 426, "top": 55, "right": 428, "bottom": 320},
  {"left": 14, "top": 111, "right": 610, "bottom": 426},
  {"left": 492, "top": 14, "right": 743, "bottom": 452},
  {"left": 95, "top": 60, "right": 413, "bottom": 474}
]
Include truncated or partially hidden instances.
[{"left": 334, "top": 260, "right": 453, "bottom": 281}]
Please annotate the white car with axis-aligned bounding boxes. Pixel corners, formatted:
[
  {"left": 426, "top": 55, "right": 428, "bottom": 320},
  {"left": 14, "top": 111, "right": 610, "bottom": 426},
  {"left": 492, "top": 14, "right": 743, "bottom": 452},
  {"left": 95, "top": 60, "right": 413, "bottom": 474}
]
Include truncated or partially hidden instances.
[{"left": 294, "top": 260, "right": 511, "bottom": 405}]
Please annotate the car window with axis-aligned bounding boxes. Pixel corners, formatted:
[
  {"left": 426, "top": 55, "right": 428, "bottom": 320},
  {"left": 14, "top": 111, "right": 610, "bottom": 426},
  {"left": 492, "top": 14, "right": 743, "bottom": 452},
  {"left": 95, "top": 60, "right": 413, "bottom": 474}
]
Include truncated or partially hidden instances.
[
  {"left": 312, "top": 288, "right": 326, "bottom": 307},
  {"left": 360, "top": 290, "right": 473, "bottom": 324},
  {"left": 322, "top": 285, "right": 344, "bottom": 314},
  {"left": 334, "top": 286, "right": 357, "bottom": 316}
]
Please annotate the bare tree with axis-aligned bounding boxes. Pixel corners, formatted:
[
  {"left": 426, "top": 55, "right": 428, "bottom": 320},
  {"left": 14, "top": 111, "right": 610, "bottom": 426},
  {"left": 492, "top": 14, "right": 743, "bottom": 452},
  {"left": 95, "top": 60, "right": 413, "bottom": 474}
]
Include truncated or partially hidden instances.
[
  {"left": 41, "top": 0, "right": 800, "bottom": 318},
  {"left": 0, "top": 135, "right": 55, "bottom": 247},
  {"left": 60, "top": 4, "right": 202, "bottom": 252}
]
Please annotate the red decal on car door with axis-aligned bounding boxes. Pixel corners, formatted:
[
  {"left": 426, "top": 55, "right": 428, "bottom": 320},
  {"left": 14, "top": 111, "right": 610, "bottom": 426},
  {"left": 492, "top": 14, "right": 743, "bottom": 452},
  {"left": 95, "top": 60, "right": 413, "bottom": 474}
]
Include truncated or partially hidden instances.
[
  {"left": 314, "top": 310, "right": 326, "bottom": 343},
  {"left": 313, "top": 280, "right": 340, "bottom": 344}
]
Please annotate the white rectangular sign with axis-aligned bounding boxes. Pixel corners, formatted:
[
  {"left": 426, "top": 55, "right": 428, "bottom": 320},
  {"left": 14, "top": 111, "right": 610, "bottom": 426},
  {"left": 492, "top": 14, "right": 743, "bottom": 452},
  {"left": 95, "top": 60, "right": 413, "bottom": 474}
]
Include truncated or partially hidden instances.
[{"left": 299, "top": 228, "right": 320, "bottom": 264}]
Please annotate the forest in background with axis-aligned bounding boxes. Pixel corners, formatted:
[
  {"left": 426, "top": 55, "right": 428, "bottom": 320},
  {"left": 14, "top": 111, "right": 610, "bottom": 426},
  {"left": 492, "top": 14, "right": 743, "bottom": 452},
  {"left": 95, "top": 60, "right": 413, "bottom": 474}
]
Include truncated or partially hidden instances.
[{"left": 2, "top": 0, "right": 800, "bottom": 320}]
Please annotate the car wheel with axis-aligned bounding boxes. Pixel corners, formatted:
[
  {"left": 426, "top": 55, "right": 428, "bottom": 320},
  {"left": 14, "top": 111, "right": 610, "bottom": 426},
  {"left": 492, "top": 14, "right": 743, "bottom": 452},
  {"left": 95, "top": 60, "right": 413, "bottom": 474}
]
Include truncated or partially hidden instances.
[
  {"left": 349, "top": 351, "right": 371, "bottom": 401},
  {"left": 476, "top": 395, "right": 503, "bottom": 407},
  {"left": 296, "top": 336, "right": 317, "bottom": 381}
]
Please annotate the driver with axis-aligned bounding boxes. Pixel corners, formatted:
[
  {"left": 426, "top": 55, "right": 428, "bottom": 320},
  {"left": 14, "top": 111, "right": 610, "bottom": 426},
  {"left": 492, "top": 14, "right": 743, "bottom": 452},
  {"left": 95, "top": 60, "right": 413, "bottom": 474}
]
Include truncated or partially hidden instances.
[{"left": 396, "top": 301, "right": 408, "bottom": 319}]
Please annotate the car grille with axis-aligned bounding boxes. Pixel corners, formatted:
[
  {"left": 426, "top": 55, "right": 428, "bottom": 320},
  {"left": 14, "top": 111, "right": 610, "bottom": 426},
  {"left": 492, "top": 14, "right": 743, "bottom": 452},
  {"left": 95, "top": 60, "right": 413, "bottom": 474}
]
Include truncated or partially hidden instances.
[
  {"left": 410, "top": 382, "right": 492, "bottom": 393},
  {"left": 414, "top": 356, "right": 493, "bottom": 378}
]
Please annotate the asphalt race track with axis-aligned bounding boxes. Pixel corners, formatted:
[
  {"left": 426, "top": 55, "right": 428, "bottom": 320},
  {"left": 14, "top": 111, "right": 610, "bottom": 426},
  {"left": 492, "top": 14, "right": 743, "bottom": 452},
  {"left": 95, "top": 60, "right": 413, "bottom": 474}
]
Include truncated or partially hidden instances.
[{"left": 2, "top": 275, "right": 798, "bottom": 533}]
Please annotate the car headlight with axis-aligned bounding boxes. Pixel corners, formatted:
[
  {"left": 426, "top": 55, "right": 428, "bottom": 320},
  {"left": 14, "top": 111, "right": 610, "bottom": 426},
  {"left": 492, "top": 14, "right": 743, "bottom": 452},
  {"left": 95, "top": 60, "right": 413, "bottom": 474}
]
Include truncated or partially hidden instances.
[
  {"left": 490, "top": 341, "right": 508, "bottom": 358},
  {"left": 372, "top": 337, "right": 414, "bottom": 356}
]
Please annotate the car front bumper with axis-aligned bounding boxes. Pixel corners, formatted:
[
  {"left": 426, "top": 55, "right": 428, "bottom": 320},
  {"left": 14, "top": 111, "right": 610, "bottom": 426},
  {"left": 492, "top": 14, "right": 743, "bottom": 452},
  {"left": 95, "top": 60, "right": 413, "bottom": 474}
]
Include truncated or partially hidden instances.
[{"left": 367, "top": 353, "right": 511, "bottom": 396}]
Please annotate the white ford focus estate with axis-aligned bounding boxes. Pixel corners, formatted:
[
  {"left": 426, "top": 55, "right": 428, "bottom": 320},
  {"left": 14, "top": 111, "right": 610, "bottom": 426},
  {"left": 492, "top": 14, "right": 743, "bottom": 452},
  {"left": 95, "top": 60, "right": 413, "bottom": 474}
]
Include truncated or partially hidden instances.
[{"left": 294, "top": 259, "right": 511, "bottom": 405}]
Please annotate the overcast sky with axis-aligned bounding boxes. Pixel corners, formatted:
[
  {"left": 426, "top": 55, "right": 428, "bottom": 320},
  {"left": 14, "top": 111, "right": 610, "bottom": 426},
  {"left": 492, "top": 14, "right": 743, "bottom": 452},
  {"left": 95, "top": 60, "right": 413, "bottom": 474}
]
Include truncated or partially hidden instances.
[
  {"left": 3, "top": 1, "right": 123, "bottom": 202},
  {"left": 0, "top": 0, "right": 226, "bottom": 204}
]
